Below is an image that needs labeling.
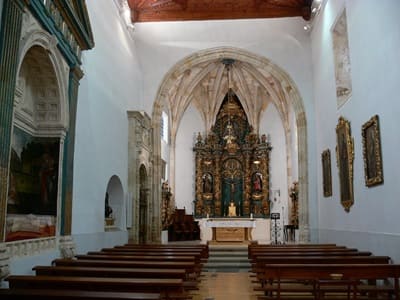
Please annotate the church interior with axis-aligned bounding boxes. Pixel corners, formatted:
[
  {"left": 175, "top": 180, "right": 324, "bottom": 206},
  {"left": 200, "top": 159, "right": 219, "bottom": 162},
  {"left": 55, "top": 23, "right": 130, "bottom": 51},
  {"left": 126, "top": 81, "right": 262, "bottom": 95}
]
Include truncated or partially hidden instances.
[{"left": 0, "top": 0, "right": 400, "bottom": 299}]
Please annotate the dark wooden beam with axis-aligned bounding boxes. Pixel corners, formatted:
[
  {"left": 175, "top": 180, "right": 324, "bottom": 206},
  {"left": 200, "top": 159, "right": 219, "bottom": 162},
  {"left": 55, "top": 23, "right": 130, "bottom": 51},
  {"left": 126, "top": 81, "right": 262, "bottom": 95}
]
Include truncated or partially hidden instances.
[{"left": 128, "top": 0, "right": 312, "bottom": 22}]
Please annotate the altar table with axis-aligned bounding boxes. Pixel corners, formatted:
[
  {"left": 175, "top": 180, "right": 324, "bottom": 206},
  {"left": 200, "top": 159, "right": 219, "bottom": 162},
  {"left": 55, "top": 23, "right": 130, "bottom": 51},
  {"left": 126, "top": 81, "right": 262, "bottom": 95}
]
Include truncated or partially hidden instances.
[{"left": 197, "top": 218, "right": 270, "bottom": 244}]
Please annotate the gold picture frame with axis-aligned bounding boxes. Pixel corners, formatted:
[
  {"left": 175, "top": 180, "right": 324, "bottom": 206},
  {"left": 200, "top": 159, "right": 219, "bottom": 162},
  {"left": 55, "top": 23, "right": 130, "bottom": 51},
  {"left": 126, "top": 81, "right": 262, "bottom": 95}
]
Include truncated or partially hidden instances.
[
  {"left": 336, "top": 117, "right": 354, "bottom": 212},
  {"left": 362, "top": 115, "right": 383, "bottom": 187},
  {"left": 321, "top": 149, "right": 332, "bottom": 197}
]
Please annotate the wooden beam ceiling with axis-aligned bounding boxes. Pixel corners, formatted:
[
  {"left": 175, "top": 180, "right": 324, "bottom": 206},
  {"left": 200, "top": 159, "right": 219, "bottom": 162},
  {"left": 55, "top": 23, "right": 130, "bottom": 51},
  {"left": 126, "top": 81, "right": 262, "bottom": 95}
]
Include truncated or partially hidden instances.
[{"left": 128, "top": 0, "right": 312, "bottom": 23}]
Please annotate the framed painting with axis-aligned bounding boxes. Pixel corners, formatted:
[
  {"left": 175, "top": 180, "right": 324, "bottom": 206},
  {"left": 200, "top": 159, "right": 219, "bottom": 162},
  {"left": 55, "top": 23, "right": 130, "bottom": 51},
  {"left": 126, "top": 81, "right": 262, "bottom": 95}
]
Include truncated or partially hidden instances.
[
  {"left": 335, "top": 117, "right": 354, "bottom": 212},
  {"left": 362, "top": 115, "right": 383, "bottom": 187},
  {"left": 321, "top": 149, "right": 332, "bottom": 197}
]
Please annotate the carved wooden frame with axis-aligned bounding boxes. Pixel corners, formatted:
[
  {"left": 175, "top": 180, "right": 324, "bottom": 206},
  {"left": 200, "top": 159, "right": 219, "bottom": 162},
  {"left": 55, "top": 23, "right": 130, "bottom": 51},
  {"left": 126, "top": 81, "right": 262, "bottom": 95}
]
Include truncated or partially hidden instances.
[
  {"left": 336, "top": 117, "right": 354, "bottom": 212},
  {"left": 321, "top": 149, "right": 332, "bottom": 197},
  {"left": 362, "top": 115, "right": 383, "bottom": 187}
]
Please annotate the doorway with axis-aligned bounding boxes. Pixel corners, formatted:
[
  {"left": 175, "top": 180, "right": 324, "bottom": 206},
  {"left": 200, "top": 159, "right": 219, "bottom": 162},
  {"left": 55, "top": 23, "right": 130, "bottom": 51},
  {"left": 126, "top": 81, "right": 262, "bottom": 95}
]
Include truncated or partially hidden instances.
[{"left": 139, "top": 165, "right": 148, "bottom": 244}]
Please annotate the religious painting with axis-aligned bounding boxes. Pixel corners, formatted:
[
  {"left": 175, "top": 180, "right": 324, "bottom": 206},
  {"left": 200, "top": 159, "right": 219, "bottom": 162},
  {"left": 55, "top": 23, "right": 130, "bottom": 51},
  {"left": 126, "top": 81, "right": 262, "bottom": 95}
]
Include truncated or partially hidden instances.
[
  {"left": 332, "top": 8, "right": 352, "bottom": 107},
  {"left": 335, "top": 117, "right": 354, "bottom": 212},
  {"left": 362, "top": 115, "right": 383, "bottom": 187},
  {"left": 321, "top": 149, "right": 332, "bottom": 197},
  {"left": 6, "top": 126, "right": 59, "bottom": 242}
]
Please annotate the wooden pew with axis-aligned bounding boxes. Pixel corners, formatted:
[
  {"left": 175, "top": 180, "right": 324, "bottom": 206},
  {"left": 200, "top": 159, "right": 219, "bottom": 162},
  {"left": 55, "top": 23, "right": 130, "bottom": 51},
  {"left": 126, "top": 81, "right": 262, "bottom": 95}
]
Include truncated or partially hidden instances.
[
  {"left": 252, "top": 256, "right": 391, "bottom": 287},
  {"left": 33, "top": 265, "right": 199, "bottom": 291},
  {"left": 74, "top": 255, "right": 202, "bottom": 276},
  {"left": 98, "top": 249, "right": 206, "bottom": 262},
  {"left": 0, "top": 289, "right": 161, "bottom": 300},
  {"left": 249, "top": 243, "right": 340, "bottom": 248},
  {"left": 251, "top": 251, "right": 372, "bottom": 258},
  {"left": 248, "top": 244, "right": 343, "bottom": 256},
  {"left": 77, "top": 254, "right": 198, "bottom": 263},
  {"left": 33, "top": 266, "right": 187, "bottom": 279},
  {"left": 122, "top": 244, "right": 207, "bottom": 250},
  {"left": 52, "top": 259, "right": 198, "bottom": 279},
  {"left": 249, "top": 246, "right": 356, "bottom": 256},
  {"left": 86, "top": 251, "right": 203, "bottom": 264},
  {"left": 6, "top": 276, "right": 188, "bottom": 300},
  {"left": 258, "top": 263, "right": 400, "bottom": 300},
  {"left": 120, "top": 245, "right": 208, "bottom": 258}
]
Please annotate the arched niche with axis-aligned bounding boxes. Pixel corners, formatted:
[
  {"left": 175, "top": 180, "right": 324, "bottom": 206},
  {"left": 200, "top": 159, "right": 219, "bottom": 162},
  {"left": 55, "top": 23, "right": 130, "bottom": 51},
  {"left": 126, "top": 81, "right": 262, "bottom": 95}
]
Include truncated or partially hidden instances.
[
  {"left": 105, "top": 175, "right": 124, "bottom": 230},
  {"left": 6, "top": 44, "right": 67, "bottom": 243}
]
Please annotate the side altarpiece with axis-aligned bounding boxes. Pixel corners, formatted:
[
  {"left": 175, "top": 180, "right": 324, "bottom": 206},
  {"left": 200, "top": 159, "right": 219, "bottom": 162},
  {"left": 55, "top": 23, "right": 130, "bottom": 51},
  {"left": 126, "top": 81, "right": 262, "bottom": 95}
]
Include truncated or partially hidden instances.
[{"left": 193, "top": 92, "right": 272, "bottom": 218}]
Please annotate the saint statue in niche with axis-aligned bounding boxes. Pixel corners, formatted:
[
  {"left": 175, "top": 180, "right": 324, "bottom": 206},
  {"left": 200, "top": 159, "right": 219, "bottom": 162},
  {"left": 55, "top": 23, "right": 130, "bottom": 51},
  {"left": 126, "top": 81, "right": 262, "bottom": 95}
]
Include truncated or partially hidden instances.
[
  {"left": 105, "top": 192, "right": 113, "bottom": 218},
  {"left": 252, "top": 172, "right": 262, "bottom": 192},
  {"left": 202, "top": 173, "right": 213, "bottom": 193}
]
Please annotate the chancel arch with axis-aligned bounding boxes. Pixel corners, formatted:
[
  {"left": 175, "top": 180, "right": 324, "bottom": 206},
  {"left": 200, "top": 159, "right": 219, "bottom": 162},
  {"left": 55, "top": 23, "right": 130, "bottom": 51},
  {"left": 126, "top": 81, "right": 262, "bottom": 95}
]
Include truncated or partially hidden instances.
[{"left": 152, "top": 46, "right": 309, "bottom": 242}]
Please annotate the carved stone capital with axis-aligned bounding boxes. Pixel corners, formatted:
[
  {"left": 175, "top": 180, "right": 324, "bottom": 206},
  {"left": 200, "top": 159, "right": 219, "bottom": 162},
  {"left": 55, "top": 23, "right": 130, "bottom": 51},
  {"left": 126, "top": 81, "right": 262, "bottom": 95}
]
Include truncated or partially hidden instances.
[
  {"left": 59, "top": 235, "right": 76, "bottom": 259},
  {"left": 0, "top": 243, "right": 10, "bottom": 281}
]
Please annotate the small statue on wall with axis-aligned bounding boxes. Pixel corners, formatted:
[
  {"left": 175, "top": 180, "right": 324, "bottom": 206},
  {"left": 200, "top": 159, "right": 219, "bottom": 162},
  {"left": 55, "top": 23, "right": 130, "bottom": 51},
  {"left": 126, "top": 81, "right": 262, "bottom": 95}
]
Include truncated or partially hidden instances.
[
  {"left": 289, "top": 181, "right": 299, "bottom": 228},
  {"left": 161, "top": 181, "right": 173, "bottom": 230},
  {"left": 105, "top": 192, "right": 113, "bottom": 218},
  {"left": 252, "top": 172, "right": 263, "bottom": 193}
]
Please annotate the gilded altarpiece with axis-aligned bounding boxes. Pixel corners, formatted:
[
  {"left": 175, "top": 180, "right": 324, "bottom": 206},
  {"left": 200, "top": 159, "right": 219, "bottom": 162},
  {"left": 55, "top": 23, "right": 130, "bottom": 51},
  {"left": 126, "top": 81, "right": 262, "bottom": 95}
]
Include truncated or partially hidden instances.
[{"left": 194, "top": 93, "right": 271, "bottom": 218}]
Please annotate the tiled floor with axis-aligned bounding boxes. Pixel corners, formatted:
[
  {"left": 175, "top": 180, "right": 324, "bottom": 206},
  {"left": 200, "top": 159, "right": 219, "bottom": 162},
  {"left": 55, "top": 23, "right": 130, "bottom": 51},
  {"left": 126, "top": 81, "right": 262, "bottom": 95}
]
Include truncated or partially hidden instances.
[{"left": 192, "top": 272, "right": 259, "bottom": 300}]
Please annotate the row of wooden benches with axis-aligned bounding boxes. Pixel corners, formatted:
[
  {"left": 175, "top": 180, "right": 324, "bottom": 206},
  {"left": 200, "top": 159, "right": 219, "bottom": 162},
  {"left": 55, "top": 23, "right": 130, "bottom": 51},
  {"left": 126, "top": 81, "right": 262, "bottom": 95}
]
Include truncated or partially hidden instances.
[
  {"left": 0, "top": 243, "right": 209, "bottom": 300},
  {"left": 248, "top": 243, "right": 400, "bottom": 300}
]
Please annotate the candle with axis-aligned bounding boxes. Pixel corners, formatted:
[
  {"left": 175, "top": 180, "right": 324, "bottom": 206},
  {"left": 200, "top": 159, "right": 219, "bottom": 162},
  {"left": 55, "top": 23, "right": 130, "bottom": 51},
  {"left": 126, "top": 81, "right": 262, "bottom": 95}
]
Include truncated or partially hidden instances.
[{"left": 250, "top": 213, "right": 253, "bottom": 219}]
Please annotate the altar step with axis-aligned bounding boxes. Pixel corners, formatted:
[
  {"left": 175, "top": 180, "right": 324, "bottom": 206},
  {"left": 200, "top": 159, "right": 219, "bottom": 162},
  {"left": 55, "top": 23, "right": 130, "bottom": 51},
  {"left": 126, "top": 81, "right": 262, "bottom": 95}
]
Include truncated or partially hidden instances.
[{"left": 203, "top": 244, "right": 251, "bottom": 273}]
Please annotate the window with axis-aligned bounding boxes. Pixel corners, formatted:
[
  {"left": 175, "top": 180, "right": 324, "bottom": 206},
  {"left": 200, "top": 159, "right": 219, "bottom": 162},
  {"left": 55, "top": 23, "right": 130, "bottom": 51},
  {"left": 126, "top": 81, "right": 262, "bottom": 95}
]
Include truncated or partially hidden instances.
[{"left": 161, "top": 111, "right": 169, "bottom": 143}]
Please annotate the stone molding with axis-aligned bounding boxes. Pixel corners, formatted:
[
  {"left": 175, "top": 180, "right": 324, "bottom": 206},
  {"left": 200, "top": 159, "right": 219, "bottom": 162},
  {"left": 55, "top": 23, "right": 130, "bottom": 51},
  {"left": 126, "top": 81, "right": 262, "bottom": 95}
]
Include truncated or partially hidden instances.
[
  {"left": 5, "top": 237, "right": 57, "bottom": 258},
  {"left": 127, "top": 111, "right": 154, "bottom": 242},
  {"left": 3, "top": 235, "right": 75, "bottom": 259},
  {"left": 59, "top": 235, "right": 76, "bottom": 259},
  {"left": 17, "top": 11, "right": 70, "bottom": 135},
  {"left": 0, "top": 243, "right": 10, "bottom": 281}
]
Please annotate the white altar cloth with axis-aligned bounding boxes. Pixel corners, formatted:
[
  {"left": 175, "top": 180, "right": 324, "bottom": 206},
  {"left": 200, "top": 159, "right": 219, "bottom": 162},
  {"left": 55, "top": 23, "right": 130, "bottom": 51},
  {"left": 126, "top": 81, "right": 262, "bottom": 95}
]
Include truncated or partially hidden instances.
[
  {"left": 198, "top": 218, "right": 270, "bottom": 244},
  {"left": 205, "top": 219, "right": 256, "bottom": 228}
]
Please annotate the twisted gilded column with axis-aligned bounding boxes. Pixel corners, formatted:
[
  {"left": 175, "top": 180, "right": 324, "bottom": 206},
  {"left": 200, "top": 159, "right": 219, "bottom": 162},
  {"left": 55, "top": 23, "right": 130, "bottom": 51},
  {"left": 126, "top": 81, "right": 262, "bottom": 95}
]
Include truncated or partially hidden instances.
[{"left": 0, "top": 0, "right": 24, "bottom": 242}]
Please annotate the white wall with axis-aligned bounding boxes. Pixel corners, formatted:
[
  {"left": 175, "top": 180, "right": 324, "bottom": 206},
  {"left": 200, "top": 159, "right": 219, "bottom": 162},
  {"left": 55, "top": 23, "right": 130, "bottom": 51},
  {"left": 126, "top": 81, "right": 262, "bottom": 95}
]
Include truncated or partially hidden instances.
[
  {"left": 175, "top": 104, "right": 204, "bottom": 213},
  {"left": 312, "top": 0, "right": 400, "bottom": 261},
  {"left": 72, "top": 0, "right": 141, "bottom": 245},
  {"left": 135, "top": 18, "right": 317, "bottom": 232},
  {"left": 260, "top": 104, "right": 289, "bottom": 224}
]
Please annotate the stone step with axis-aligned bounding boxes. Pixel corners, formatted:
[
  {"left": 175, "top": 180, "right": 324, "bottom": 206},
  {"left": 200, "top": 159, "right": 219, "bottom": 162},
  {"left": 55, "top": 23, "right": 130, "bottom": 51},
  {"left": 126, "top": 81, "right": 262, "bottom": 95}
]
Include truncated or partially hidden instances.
[
  {"left": 208, "top": 251, "right": 248, "bottom": 257},
  {"left": 204, "top": 244, "right": 251, "bottom": 272},
  {"left": 208, "top": 245, "right": 249, "bottom": 251},
  {"left": 203, "top": 262, "right": 251, "bottom": 273},
  {"left": 207, "top": 256, "right": 249, "bottom": 262}
]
